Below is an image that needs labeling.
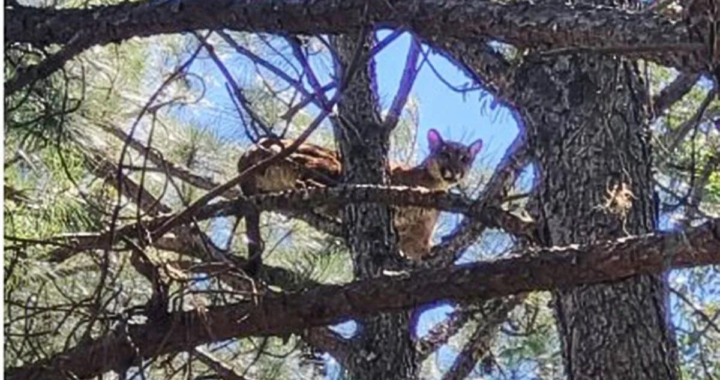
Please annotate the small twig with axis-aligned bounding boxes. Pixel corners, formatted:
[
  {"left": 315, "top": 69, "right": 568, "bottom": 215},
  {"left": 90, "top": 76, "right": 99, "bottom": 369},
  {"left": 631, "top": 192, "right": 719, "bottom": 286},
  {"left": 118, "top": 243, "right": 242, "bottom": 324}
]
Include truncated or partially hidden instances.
[
  {"left": 662, "top": 87, "right": 717, "bottom": 156},
  {"left": 196, "top": 34, "right": 275, "bottom": 138},
  {"left": 671, "top": 287, "right": 720, "bottom": 335},
  {"left": 218, "top": 31, "right": 319, "bottom": 109}
]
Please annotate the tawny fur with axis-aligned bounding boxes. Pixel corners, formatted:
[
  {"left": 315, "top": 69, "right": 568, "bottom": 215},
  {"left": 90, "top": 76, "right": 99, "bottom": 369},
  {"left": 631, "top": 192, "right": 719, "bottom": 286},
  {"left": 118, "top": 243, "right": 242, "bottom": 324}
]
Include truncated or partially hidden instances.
[{"left": 237, "top": 130, "right": 482, "bottom": 261}]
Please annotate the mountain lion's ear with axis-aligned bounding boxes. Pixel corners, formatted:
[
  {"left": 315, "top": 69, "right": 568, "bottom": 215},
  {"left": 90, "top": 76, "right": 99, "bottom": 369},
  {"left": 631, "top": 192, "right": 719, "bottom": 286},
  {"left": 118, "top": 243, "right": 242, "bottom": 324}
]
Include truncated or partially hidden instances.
[
  {"left": 469, "top": 139, "right": 483, "bottom": 158},
  {"left": 428, "top": 129, "right": 444, "bottom": 152}
]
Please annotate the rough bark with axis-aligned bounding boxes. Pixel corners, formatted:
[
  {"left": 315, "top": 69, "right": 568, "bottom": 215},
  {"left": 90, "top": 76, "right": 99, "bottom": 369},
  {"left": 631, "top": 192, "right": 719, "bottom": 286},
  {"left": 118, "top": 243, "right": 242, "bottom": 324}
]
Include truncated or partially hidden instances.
[
  {"left": 331, "top": 32, "right": 418, "bottom": 379},
  {"left": 7, "top": 217, "right": 720, "bottom": 380},
  {"left": 5, "top": 0, "right": 714, "bottom": 95},
  {"left": 6, "top": 0, "right": 707, "bottom": 71},
  {"left": 514, "top": 22, "right": 680, "bottom": 380},
  {"left": 432, "top": 36, "right": 513, "bottom": 100}
]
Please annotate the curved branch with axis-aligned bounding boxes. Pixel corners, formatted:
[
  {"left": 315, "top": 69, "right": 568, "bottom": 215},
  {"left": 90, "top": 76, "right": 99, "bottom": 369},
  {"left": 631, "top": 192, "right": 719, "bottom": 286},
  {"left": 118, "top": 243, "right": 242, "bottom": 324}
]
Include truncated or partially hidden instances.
[{"left": 383, "top": 35, "right": 421, "bottom": 129}]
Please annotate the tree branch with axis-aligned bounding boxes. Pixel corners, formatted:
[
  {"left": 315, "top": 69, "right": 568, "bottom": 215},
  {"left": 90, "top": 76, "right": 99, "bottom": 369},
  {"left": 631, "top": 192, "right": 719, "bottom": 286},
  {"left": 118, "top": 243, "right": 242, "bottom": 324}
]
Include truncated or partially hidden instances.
[
  {"left": 417, "top": 305, "right": 476, "bottom": 361},
  {"left": 432, "top": 37, "right": 513, "bottom": 100},
  {"left": 84, "top": 148, "right": 172, "bottom": 216},
  {"left": 429, "top": 132, "right": 530, "bottom": 266},
  {"left": 95, "top": 121, "right": 240, "bottom": 198},
  {"left": 6, "top": 0, "right": 711, "bottom": 95},
  {"left": 383, "top": 35, "right": 421, "bottom": 129},
  {"left": 681, "top": 151, "right": 720, "bottom": 227},
  {"left": 8, "top": 217, "right": 720, "bottom": 380},
  {"left": 46, "top": 185, "right": 535, "bottom": 263},
  {"left": 217, "top": 31, "right": 326, "bottom": 113},
  {"left": 5, "top": 36, "right": 93, "bottom": 96},
  {"left": 301, "top": 328, "right": 352, "bottom": 367},
  {"left": 662, "top": 87, "right": 717, "bottom": 156},
  {"left": 653, "top": 72, "right": 700, "bottom": 117},
  {"left": 441, "top": 297, "right": 523, "bottom": 380},
  {"left": 195, "top": 348, "right": 254, "bottom": 380}
]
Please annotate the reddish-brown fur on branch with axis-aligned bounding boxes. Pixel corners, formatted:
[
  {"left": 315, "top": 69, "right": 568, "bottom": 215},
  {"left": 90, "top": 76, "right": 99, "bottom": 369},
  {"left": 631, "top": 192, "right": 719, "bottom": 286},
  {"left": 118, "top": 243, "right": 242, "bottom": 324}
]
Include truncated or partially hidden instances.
[{"left": 237, "top": 129, "right": 483, "bottom": 260}]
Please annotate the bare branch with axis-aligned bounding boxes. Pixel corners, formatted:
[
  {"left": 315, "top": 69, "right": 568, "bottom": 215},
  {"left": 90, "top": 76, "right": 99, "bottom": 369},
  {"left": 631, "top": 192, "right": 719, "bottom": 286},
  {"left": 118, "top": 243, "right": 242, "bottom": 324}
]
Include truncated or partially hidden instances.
[
  {"left": 383, "top": 35, "right": 421, "bottom": 129},
  {"left": 8, "top": 217, "right": 720, "bottom": 380},
  {"left": 217, "top": 31, "right": 323, "bottom": 112},
  {"left": 5, "top": 36, "right": 93, "bottom": 96},
  {"left": 286, "top": 35, "right": 334, "bottom": 111},
  {"left": 84, "top": 148, "right": 172, "bottom": 216},
  {"left": 197, "top": 34, "right": 275, "bottom": 138},
  {"left": 682, "top": 152, "right": 720, "bottom": 227},
  {"left": 301, "top": 328, "right": 352, "bottom": 367},
  {"left": 662, "top": 87, "right": 717, "bottom": 155},
  {"left": 95, "top": 122, "right": 233, "bottom": 196},
  {"left": 417, "top": 306, "right": 476, "bottom": 361},
  {"left": 670, "top": 287, "right": 720, "bottom": 336}
]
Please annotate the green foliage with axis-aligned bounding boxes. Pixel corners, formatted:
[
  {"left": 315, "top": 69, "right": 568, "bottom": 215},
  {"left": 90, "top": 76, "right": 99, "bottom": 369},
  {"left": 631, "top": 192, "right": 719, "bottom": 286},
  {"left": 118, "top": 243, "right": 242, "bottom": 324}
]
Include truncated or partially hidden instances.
[{"left": 5, "top": 19, "right": 720, "bottom": 380}]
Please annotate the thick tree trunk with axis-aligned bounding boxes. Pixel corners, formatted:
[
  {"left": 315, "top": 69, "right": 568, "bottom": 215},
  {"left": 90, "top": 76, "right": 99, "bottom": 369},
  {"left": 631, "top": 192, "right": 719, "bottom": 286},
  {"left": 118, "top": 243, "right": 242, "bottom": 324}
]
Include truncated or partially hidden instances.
[
  {"left": 515, "top": 52, "right": 679, "bottom": 379},
  {"left": 331, "top": 34, "right": 418, "bottom": 379}
]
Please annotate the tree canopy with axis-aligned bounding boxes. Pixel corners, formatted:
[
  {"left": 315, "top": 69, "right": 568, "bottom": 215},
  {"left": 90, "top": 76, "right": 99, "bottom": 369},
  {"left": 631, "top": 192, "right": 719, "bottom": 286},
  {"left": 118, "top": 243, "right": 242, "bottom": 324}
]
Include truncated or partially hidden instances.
[{"left": 4, "top": 0, "right": 720, "bottom": 379}]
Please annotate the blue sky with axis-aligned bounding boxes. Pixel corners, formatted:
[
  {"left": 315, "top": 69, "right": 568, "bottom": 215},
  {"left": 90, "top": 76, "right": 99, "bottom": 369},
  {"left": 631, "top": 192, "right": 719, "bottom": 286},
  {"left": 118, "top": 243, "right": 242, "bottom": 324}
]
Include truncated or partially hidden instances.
[
  {"left": 181, "top": 30, "right": 519, "bottom": 166},
  {"left": 372, "top": 31, "right": 518, "bottom": 162},
  {"left": 172, "top": 30, "right": 718, "bottom": 379},
  {"left": 184, "top": 30, "right": 521, "bottom": 377}
]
